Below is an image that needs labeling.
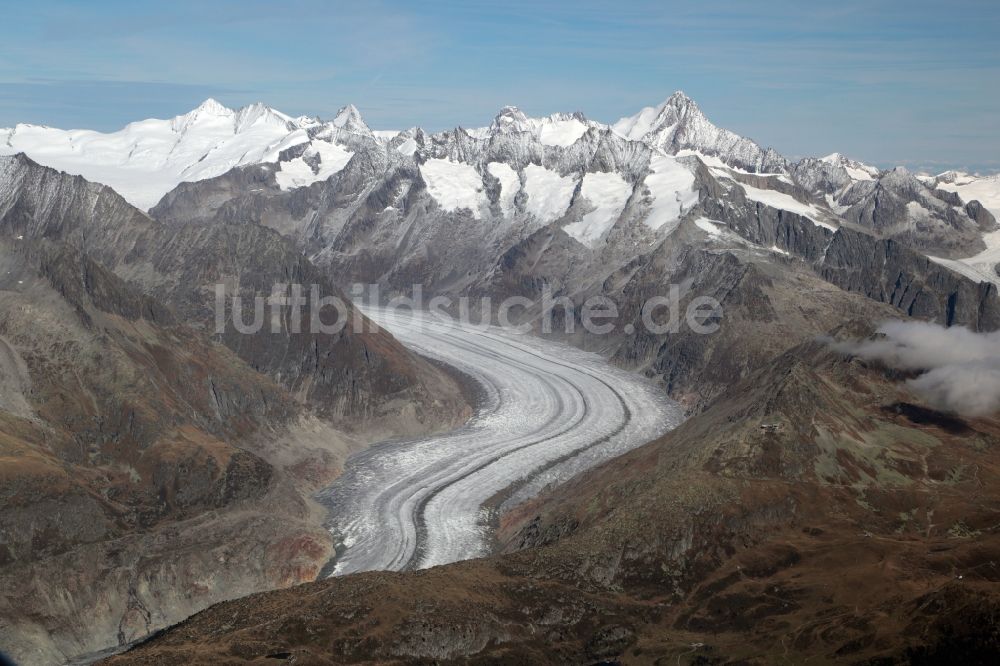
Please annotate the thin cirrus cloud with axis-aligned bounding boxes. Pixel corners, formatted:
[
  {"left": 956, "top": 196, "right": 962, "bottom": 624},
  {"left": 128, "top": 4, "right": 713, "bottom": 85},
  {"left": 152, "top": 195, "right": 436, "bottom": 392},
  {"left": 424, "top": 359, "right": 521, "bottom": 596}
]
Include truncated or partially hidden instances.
[{"left": 0, "top": 0, "right": 997, "bottom": 171}]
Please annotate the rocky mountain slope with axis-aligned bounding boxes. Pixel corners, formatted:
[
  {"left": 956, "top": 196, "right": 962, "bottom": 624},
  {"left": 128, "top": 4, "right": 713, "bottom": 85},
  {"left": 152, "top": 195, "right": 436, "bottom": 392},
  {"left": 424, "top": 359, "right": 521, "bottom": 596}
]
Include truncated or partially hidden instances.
[
  {"left": 0, "top": 154, "right": 466, "bottom": 431},
  {"left": 0, "top": 158, "right": 470, "bottom": 664},
  {"left": 0, "top": 236, "right": 305, "bottom": 663},
  {"left": 105, "top": 322, "right": 1000, "bottom": 664}
]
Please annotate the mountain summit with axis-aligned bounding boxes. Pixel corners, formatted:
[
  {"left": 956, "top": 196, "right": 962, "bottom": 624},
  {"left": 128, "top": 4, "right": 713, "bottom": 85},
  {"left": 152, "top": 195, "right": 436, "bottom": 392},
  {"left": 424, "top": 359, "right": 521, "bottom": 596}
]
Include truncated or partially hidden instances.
[
  {"left": 613, "top": 90, "right": 787, "bottom": 173},
  {"left": 489, "top": 106, "right": 532, "bottom": 133},
  {"left": 331, "top": 104, "right": 371, "bottom": 135}
]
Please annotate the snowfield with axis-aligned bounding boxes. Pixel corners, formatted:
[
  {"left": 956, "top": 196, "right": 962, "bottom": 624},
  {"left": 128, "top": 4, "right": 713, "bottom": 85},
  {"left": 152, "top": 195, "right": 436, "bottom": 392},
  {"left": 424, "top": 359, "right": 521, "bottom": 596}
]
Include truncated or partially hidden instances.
[
  {"left": 0, "top": 99, "right": 309, "bottom": 210},
  {"left": 935, "top": 172, "right": 1000, "bottom": 220},
  {"left": 642, "top": 155, "right": 699, "bottom": 232},
  {"left": 319, "top": 307, "right": 683, "bottom": 574},
  {"left": 420, "top": 158, "right": 487, "bottom": 218},
  {"left": 536, "top": 115, "right": 590, "bottom": 147},
  {"left": 563, "top": 171, "right": 633, "bottom": 246},
  {"left": 739, "top": 183, "right": 837, "bottom": 230},
  {"left": 523, "top": 164, "right": 577, "bottom": 222},
  {"left": 275, "top": 140, "right": 354, "bottom": 190}
]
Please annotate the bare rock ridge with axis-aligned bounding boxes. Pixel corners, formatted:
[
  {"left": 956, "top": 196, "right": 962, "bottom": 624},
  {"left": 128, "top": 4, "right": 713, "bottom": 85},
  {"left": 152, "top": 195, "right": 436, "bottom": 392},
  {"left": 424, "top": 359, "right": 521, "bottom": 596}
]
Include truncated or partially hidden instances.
[{"left": 6, "top": 91, "right": 997, "bottom": 261}]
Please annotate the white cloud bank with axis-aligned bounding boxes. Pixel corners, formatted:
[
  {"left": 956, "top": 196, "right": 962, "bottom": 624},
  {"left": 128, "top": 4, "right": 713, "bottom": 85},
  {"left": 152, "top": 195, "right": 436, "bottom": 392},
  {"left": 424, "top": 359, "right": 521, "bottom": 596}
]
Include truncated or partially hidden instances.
[{"left": 831, "top": 320, "right": 1000, "bottom": 418}]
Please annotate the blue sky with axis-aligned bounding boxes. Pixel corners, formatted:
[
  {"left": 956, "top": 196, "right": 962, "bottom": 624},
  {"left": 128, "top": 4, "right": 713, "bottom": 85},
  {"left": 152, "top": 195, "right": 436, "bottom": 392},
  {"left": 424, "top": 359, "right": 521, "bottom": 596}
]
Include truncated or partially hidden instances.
[{"left": 1, "top": 0, "right": 998, "bottom": 171}]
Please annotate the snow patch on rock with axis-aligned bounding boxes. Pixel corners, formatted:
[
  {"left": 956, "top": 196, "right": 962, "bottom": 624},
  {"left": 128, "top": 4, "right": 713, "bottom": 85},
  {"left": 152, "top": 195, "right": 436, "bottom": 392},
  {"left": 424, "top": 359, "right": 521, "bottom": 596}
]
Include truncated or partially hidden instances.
[
  {"left": 641, "top": 155, "right": 698, "bottom": 232},
  {"left": 740, "top": 183, "right": 836, "bottom": 230},
  {"left": 487, "top": 162, "right": 520, "bottom": 216},
  {"left": 695, "top": 217, "right": 724, "bottom": 236},
  {"left": 421, "top": 158, "right": 486, "bottom": 218},
  {"left": 563, "top": 172, "right": 633, "bottom": 246},
  {"left": 523, "top": 164, "right": 576, "bottom": 223},
  {"left": 275, "top": 140, "right": 354, "bottom": 190}
]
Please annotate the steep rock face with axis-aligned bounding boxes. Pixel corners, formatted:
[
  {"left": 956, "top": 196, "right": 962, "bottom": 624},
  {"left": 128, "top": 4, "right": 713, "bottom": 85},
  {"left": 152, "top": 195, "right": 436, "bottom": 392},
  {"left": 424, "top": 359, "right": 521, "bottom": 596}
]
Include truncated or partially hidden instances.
[
  {"left": 837, "top": 167, "right": 986, "bottom": 257},
  {"left": 106, "top": 328, "right": 1000, "bottom": 664},
  {"left": 0, "top": 161, "right": 470, "bottom": 664},
  {"left": 789, "top": 156, "right": 993, "bottom": 258},
  {"left": 0, "top": 153, "right": 154, "bottom": 268},
  {"left": 817, "top": 228, "right": 1000, "bottom": 329},
  {"left": 129, "top": 220, "right": 467, "bottom": 429},
  {"left": 693, "top": 179, "right": 1000, "bottom": 331},
  {"left": 0, "top": 238, "right": 327, "bottom": 664},
  {"left": 965, "top": 198, "right": 998, "bottom": 229},
  {"left": 789, "top": 152, "right": 877, "bottom": 194},
  {"left": 0, "top": 155, "right": 467, "bottom": 431}
]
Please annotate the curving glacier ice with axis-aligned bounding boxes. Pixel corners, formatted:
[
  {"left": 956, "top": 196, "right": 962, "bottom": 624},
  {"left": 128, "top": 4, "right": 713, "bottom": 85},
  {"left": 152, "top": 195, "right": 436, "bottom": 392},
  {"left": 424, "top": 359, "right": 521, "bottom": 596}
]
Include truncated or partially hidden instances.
[{"left": 318, "top": 307, "right": 684, "bottom": 575}]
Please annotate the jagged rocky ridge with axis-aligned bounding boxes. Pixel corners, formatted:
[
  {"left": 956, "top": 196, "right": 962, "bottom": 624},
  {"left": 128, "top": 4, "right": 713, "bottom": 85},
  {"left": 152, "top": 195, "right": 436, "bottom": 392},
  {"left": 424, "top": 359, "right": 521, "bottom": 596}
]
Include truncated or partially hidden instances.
[
  {"left": 5, "top": 91, "right": 997, "bottom": 263},
  {"left": 147, "top": 105, "right": 1000, "bottom": 411}
]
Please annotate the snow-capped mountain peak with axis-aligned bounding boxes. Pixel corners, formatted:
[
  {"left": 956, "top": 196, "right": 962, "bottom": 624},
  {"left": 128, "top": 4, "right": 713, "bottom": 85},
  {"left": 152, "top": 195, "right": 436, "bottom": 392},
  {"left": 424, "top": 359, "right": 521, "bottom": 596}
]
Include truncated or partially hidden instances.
[
  {"left": 169, "top": 98, "right": 236, "bottom": 132},
  {"left": 613, "top": 90, "right": 786, "bottom": 174},
  {"left": 489, "top": 106, "right": 531, "bottom": 133},
  {"left": 819, "top": 152, "right": 880, "bottom": 180},
  {"left": 471, "top": 107, "right": 594, "bottom": 147},
  {"left": 234, "top": 102, "right": 297, "bottom": 133},
  {"left": 0, "top": 99, "right": 319, "bottom": 209},
  {"left": 192, "top": 97, "right": 231, "bottom": 116},
  {"left": 331, "top": 104, "right": 371, "bottom": 135},
  {"left": 611, "top": 91, "right": 698, "bottom": 142}
]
